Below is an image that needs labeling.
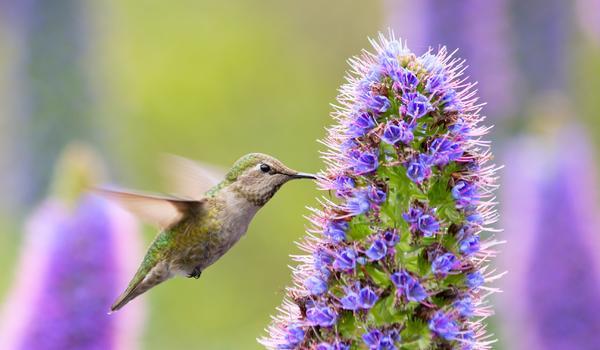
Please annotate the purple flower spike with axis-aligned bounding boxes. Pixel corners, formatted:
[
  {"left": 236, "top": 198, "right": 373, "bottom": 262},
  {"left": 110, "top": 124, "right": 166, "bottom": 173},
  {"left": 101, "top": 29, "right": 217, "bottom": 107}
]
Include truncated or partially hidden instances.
[
  {"left": 430, "top": 137, "right": 464, "bottom": 166},
  {"left": 392, "top": 68, "right": 419, "bottom": 91},
  {"left": 441, "top": 89, "right": 462, "bottom": 111},
  {"left": 366, "top": 239, "right": 387, "bottom": 261},
  {"left": 459, "top": 235, "right": 480, "bottom": 256},
  {"left": 282, "top": 324, "right": 305, "bottom": 348},
  {"left": 419, "top": 52, "right": 445, "bottom": 74},
  {"left": 359, "top": 287, "right": 378, "bottom": 309},
  {"left": 366, "top": 94, "right": 391, "bottom": 114},
  {"left": 429, "top": 311, "right": 459, "bottom": 340},
  {"left": 333, "top": 248, "right": 357, "bottom": 271},
  {"left": 367, "top": 186, "right": 387, "bottom": 205},
  {"left": 405, "top": 92, "right": 432, "bottom": 119},
  {"left": 466, "top": 271, "right": 485, "bottom": 290},
  {"left": 346, "top": 191, "right": 371, "bottom": 216},
  {"left": 350, "top": 149, "right": 379, "bottom": 174},
  {"left": 426, "top": 73, "right": 447, "bottom": 93},
  {"left": 316, "top": 342, "right": 350, "bottom": 350},
  {"left": 431, "top": 253, "right": 459, "bottom": 276},
  {"left": 383, "top": 230, "right": 400, "bottom": 247},
  {"left": 381, "top": 120, "right": 414, "bottom": 145},
  {"left": 304, "top": 275, "right": 328, "bottom": 296},
  {"left": 403, "top": 207, "right": 423, "bottom": 224},
  {"left": 323, "top": 220, "right": 349, "bottom": 242},
  {"left": 261, "top": 32, "right": 500, "bottom": 350},
  {"left": 379, "top": 335, "right": 398, "bottom": 350},
  {"left": 307, "top": 304, "right": 337, "bottom": 327},
  {"left": 316, "top": 343, "right": 333, "bottom": 350},
  {"left": 465, "top": 213, "right": 484, "bottom": 225},
  {"left": 0, "top": 147, "right": 145, "bottom": 350},
  {"left": 340, "top": 290, "right": 361, "bottom": 311},
  {"left": 347, "top": 113, "right": 376, "bottom": 138},
  {"left": 448, "top": 118, "right": 470, "bottom": 137},
  {"left": 406, "top": 156, "right": 432, "bottom": 183},
  {"left": 362, "top": 329, "right": 383, "bottom": 348},
  {"left": 391, "top": 271, "right": 427, "bottom": 302},
  {"left": 452, "top": 181, "right": 480, "bottom": 208},
  {"left": 417, "top": 213, "right": 440, "bottom": 237},
  {"left": 454, "top": 297, "right": 474, "bottom": 318},
  {"left": 333, "top": 175, "right": 356, "bottom": 198},
  {"left": 362, "top": 329, "right": 399, "bottom": 350}
]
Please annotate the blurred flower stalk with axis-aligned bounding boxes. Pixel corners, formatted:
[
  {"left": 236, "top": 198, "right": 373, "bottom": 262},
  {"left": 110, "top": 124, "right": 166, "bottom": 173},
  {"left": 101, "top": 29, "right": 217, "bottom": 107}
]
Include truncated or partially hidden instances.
[
  {"left": 0, "top": 144, "right": 145, "bottom": 350},
  {"left": 385, "top": 0, "right": 517, "bottom": 123},
  {"left": 499, "top": 120, "right": 600, "bottom": 349},
  {"left": 261, "top": 33, "right": 502, "bottom": 350}
]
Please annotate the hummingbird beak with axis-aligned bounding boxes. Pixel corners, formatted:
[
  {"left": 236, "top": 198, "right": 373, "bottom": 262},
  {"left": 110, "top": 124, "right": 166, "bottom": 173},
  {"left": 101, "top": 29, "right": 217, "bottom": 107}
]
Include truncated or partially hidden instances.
[{"left": 291, "top": 172, "right": 317, "bottom": 180}]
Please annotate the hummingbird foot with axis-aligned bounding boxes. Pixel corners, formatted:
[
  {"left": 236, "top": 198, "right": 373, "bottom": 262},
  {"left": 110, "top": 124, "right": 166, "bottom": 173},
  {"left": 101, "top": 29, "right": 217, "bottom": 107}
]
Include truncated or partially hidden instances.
[{"left": 187, "top": 266, "right": 202, "bottom": 279}]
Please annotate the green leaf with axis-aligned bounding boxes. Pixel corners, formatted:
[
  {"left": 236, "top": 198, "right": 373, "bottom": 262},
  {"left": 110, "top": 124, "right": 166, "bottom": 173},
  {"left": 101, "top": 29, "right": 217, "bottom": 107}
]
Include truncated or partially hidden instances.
[
  {"left": 397, "top": 241, "right": 413, "bottom": 253},
  {"left": 441, "top": 205, "right": 462, "bottom": 224},
  {"left": 369, "top": 294, "right": 403, "bottom": 326},
  {"left": 348, "top": 217, "right": 372, "bottom": 241},
  {"left": 337, "top": 311, "right": 357, "bottom": 338},
  {"left": 427, "top": 178, "right": 450, "bottom": 206},
  {"left": 400, "top": 319, "right": 432, "bottom": 350},
  {"left": 416, "top": 254, "right": 431, "bottom": 276},
  {"left": 364, "top": 264, "right": 391, "bottom": 287}
]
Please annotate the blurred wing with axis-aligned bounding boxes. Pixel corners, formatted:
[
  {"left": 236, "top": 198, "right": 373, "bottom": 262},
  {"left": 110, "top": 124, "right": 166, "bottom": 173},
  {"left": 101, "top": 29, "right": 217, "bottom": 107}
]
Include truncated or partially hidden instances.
[
  {"left": 160, "top": 154, "right": 226, "bottom": 199},
  {"left": 94, "top": 187, "right": 204, "bottom": 229}
]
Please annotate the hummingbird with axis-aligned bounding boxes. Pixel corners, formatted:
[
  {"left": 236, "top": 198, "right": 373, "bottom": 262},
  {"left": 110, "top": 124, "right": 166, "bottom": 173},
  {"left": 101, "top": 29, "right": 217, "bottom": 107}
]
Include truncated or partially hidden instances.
[{"left": 98, "top": 153, "right": 316, "bottom": 312}]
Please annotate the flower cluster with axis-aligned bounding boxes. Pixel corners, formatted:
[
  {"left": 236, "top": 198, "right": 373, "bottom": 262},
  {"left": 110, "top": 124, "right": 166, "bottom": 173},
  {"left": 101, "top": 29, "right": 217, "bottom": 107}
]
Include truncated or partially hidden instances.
[{"left": 260, "top": 32, "right": 500, "bottom": 350}]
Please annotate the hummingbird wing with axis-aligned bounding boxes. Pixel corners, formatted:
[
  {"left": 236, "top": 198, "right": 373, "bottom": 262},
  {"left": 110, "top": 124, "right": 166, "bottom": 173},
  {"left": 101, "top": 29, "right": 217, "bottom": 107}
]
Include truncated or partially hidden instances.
[
  {"left": 160, "top": 154, "right": 226, "bottom": 199},
  {"left": 95, "top": 187, "right": 204, "bottom": 229}
]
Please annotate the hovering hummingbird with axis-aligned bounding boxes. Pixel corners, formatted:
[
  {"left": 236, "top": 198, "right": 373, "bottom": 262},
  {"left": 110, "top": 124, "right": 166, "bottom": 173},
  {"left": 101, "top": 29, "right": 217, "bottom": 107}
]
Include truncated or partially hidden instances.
[{"left": 98, "top": 153, "right": 316, "bottom": 312}]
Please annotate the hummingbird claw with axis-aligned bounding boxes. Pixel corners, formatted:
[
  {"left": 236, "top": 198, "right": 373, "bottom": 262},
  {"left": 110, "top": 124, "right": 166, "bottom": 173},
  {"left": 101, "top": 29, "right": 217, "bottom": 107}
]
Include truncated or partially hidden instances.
[{"left": 187, "top": 266, "right": 202, "bottom": 279}]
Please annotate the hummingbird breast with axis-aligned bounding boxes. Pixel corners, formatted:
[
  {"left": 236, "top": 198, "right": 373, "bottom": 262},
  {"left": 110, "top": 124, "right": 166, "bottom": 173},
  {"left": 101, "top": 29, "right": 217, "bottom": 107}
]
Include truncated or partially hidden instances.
[{"left": 169, "top": 188, "right": 261, "bottom": 275}]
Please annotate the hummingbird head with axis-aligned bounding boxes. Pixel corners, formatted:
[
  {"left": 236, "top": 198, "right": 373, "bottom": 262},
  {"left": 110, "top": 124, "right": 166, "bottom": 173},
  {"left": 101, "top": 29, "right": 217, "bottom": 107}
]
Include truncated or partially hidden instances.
[{"left": 226, "top": 153, "right": 316, "bottom": 206}]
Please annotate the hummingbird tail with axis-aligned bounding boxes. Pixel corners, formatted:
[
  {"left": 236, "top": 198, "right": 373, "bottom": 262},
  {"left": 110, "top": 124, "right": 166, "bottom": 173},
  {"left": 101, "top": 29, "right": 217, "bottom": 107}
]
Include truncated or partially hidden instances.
[
  {"left": 110, "top": 261, "right": 170, "bottom": 312},
  {"left": 110, "top": 285, "right": 147, "bottom": 313}
]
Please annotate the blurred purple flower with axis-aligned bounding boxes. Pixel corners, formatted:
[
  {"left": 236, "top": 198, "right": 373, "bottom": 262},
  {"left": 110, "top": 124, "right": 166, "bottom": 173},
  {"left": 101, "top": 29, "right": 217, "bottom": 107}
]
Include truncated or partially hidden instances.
[
  {"left": 499, "top": 129, "right": 600, "bottom": 350},
  {"left": 0, "top": 197, "right": 145, "bottom": 350},
  {"left": 576, "top": 0, "right": 600, "bottom": 44},
  {"left": 0, "top": 148, "right": 145, "bottom": 350},
  {"left": 385, "top": 0, "right": 517, "bottom": 120}
]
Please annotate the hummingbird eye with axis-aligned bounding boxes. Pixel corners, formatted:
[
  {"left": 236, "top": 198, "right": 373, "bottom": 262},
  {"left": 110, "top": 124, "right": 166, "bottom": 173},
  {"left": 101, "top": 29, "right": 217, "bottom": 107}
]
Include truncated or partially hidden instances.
[{"left": 260, "top": 163, "right": 271, "bottom": 173}]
